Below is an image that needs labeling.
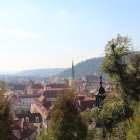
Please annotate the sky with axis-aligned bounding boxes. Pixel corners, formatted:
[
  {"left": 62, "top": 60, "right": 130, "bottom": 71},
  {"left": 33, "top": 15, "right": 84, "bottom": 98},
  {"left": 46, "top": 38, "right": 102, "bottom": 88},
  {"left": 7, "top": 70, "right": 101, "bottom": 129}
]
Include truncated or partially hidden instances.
[{"left": 0, "top": 0, "right": 140, "bottom": 71}]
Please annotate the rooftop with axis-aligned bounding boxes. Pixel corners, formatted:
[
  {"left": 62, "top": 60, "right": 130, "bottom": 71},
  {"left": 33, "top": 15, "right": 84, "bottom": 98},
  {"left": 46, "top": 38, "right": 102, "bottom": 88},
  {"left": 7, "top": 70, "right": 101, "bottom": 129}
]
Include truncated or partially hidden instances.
[
  {"left": 47, "top": 84, "right": 68, "bottom": 89},
  {"left": 31, "top": 84, "right": 44, "bottom": 89},
  {"left": 43, "top": 90, "right": 62, "bottom": 98},
  {"left": 18, "top": 94, "right": 41, "bottom": 98},
  {"left": 16, "top": 113, "right": 42, "bottom": 123},
  {"left": 11, "top": 119, "right": 37, "bottom": 140}
]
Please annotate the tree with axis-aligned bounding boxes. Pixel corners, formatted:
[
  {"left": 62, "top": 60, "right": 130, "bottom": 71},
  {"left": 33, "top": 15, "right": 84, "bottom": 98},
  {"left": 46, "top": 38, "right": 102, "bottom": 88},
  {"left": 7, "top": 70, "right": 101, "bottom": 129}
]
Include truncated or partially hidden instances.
[
  {"left": 0, "top": 81, "right": 13, "bottom": 140},
  {"left": 102, "top": 35, "right": 140, "bottom": 99},
  {"left": 45, "top": 89, "right": 87, "bottom": 140},
  {"left": 38, "top": 130, "right": 48, "bottom": 140},
  {"left": 126, "top": 53, "right": 140, "bottom": 100},
  {"left": 86, "top": 94, "right": 128, "bottom": 140},
  {"left": 126, "top": 103, "right": 140, "bottom": 140},
  {"left": 102, "top": 35, "right": 140, "bottom": 116},
  {"left": 86, "top": 35, "right": 140, "bottom": 139},
  {"left": 102, "top": 35, "right": 132, "bottom": 94}
]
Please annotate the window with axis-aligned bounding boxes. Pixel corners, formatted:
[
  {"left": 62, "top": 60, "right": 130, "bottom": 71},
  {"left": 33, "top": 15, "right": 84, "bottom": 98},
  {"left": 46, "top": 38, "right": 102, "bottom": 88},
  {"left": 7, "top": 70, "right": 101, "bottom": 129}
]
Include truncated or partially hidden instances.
[
  {"left": 36, "top": 117, "right": 39, "bottom": 122},
  {"left": 26, "top": 117, "right": 29, "bottom": 122}
]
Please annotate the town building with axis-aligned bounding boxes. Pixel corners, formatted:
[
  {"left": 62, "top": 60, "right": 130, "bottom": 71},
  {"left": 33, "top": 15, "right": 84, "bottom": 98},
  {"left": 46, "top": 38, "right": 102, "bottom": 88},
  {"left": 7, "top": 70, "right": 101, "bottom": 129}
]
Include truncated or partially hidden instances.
[
  {"left": 15, "top": 113, "right": 42, "bottom": 136},
  {"left": 26, "top": 83, "right": 44, "bottom": 94},
  {"left": 30, "top": 95, "right": 53, "bottom": 131},
  {"left": 45, "top": 83, "right": 68, "bottom": 91},
  {"left": 75, "top": 92, "right": 96, "bottom": 111},
  {"left": 43, "top": 90, "right": 62, "bottom": 101},
  {"left": 13, "top": 94, "right": 41, "bottom": 111},
  {"left": 11, "top": 119, "right": 37, "bottom": 140}
]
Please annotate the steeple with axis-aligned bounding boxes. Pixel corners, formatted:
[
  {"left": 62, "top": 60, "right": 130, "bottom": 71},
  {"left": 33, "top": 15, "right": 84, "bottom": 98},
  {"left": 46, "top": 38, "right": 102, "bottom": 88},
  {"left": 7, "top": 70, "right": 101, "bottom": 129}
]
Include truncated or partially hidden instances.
[
  {"left": 95, "top": 76, "right": 106, "bottom": 108},
  {"left": 98, "top": 76, "right": 105, "bottom": 94},
  {"left": 72, "top": 60, "right": 75, "bottom": 79},
  {"left": 100, "top": 76, "right": 102, "bottom": 86}
]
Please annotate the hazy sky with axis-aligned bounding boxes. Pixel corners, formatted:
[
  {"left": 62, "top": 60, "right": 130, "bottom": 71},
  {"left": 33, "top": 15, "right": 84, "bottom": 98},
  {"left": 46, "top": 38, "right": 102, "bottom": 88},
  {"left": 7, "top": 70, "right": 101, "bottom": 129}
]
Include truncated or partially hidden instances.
[{"left": 0, "top": 0, "right": 140, "bottom": 71}]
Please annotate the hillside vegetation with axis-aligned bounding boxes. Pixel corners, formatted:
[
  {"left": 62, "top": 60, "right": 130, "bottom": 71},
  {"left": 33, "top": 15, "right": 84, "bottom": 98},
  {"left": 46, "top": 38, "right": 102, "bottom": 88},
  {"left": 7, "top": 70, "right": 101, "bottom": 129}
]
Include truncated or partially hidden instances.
[{"left": 59, "top": 57, "right": 104, "bottom": 78}]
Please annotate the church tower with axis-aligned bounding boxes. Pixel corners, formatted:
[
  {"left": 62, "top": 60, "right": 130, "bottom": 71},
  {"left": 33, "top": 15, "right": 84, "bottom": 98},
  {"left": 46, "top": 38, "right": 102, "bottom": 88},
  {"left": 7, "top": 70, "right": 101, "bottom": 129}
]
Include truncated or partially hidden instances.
[
  {"left": 95, "top": 76, "right": 106, "bottom": 108},
  {"left": 99, "top": 76, "right": 105, "bottom": 94},
  {"left": 72, "top": 60, "right": 75, "bottom": 79},
  {"left": 68, "top": 60, "right": 75, "bottom": 87}
]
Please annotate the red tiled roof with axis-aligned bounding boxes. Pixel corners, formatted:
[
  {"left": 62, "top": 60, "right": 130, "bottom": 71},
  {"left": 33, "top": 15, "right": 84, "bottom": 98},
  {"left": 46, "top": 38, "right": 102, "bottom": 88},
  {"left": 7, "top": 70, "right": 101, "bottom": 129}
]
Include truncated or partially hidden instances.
[
  {"left": 18, "top": 94, "right": 41, "bottom": 98},
  {"left": 16, "top": 113, "right": 42, "bottom": 123},
  {"left": 13, "top": 84, "right": 26, "bottom": 91},
  {"left": 12, "top": 94, "right": 18, "bottom": 98},
  {"left": 35, "top": 98, "right": 52, "bottom": 109},
  {"left": 77, "top": 94, "right": 86, "bottom": 97},
  {"left": 48, "top": 84, "right": 67, "bottom": 88},
  {"left": 75, "top": 93, "right": 86, "bottom": 100},
  {"left": 11, "top": 119, "right": 37, "bottom": 140},
  {"left": 37, "top": 95, "right": 46, "bottom": 103},
  {"left": 84, "top": 97, "right": 96, "bottom": 101},
  {"left": 32, "top": 103, "right": 53, "bottom": 119},
  {"left": 76, "top": 94, "right": 96, "bottom": 111},
  {"left": 31, "top": 84, "right": 44, "bottom": 89},
  {"left": 76, "top": 91, "right": 87, "bottom": 95},
  {"left": 79, "top": 99, "right": 96, "bottom": 111},
  {"left": 43, "top": 90, "right": 62, "bottom": 98},
  {"left": 90, "top": 89, "right": 98, "bottom": 94},
  {"left": 42, "top": 101, "right": 52, "bottom": 108}
]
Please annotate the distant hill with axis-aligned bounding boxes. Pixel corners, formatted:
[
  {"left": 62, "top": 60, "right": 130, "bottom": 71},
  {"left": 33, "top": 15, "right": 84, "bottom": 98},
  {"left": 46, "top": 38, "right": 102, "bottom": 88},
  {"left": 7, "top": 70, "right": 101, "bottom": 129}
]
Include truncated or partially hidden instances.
[
  {"left": 59, "top": 57, "right": 104, "bottom": 78},
  {"left": 59, "top": 51, "right": 140, "bottom": 79},
  {"left": 18, "top": 68, "right": 66, "bottom": 77}
]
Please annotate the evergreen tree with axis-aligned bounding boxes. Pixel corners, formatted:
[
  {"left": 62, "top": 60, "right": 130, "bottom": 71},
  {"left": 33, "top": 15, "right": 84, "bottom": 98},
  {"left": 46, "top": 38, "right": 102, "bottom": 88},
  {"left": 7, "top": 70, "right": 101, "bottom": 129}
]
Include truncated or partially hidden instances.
[
  {"left": 0, "top": 81, "right": 13, "bottom": 140},
  {"left": 43, "top": 89, "right": 87, "bottom": 140}
]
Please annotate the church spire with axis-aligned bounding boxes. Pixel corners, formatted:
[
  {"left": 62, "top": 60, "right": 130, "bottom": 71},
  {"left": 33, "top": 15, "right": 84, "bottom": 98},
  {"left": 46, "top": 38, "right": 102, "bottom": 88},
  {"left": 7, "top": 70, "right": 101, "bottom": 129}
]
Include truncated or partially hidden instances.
[
  {"left": 72, "top": 60, "right": 75, "bottom": 79},
  {"left": 100, "top": 76, "right": 102, "bottom": 86},
  {"left": 99, "top": 76, "right": 105, "bottom": 94}
]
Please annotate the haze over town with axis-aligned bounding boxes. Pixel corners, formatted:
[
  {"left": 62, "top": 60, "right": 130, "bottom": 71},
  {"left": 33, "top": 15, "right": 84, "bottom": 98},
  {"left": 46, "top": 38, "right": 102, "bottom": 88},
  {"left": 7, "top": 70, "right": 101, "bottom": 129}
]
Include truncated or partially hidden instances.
[{"left": 0, "top": 0, "right": 140, "bottom": 72}]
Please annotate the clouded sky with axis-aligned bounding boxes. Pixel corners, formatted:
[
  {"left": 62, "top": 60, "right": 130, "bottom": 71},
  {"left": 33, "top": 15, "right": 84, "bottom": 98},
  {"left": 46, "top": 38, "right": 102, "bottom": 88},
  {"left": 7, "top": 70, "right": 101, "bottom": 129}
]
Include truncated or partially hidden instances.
[{"left": 0, "top": 0, "right": 140, "bottom": 71}]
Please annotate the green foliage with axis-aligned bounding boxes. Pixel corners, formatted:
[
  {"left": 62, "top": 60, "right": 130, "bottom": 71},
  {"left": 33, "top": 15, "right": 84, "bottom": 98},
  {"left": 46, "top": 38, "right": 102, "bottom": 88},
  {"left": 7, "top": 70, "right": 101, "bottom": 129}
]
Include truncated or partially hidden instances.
[
  {"left": 102, "top": 34, "right": 140, "bottom": 100},
  {"left": 126, "top": 53, "right": 140, "bottom": 100},
  {"left": 86, "top": 94, "right": 128, "bottom": 140},
  {"left": 0, "top": 81, "right": 13, "bottom": 140},
  {"left": 81, "top": 110, "right": 93, "bottom": 123},
  {"left": 86, "top": 35, "right": 140, "bottom": 140},
  {"left": 93, "top": 95, "right": 126, "bottom": 127},
  {"left": 102, "top": 35, "right": 131, "bottom": 94},
  {"left": 38, "top": 130, "right": 50, "bottom": 140},
  {"left": 45, "top": 89, "right": 88, "bottom": 140},
  {"left": 126, "top": 104, "right": 140, "bottom": 140}
]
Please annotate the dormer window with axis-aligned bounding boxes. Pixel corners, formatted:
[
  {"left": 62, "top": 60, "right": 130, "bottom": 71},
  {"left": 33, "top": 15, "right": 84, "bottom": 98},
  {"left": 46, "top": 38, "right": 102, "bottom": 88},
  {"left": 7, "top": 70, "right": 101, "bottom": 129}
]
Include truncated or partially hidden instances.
[
  {"left": 36, "top": 117, "right": 39, "bottom": 122},
  {"left": 26, "top": 117, "right": 29, "bottom": 122}
]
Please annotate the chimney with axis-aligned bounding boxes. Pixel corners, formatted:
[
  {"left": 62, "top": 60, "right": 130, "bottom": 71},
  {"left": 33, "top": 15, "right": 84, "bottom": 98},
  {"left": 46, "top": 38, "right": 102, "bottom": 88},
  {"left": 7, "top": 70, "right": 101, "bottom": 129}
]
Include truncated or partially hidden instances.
[{"left": 21, "top": 118, "right": 24, "bottom": 129}]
